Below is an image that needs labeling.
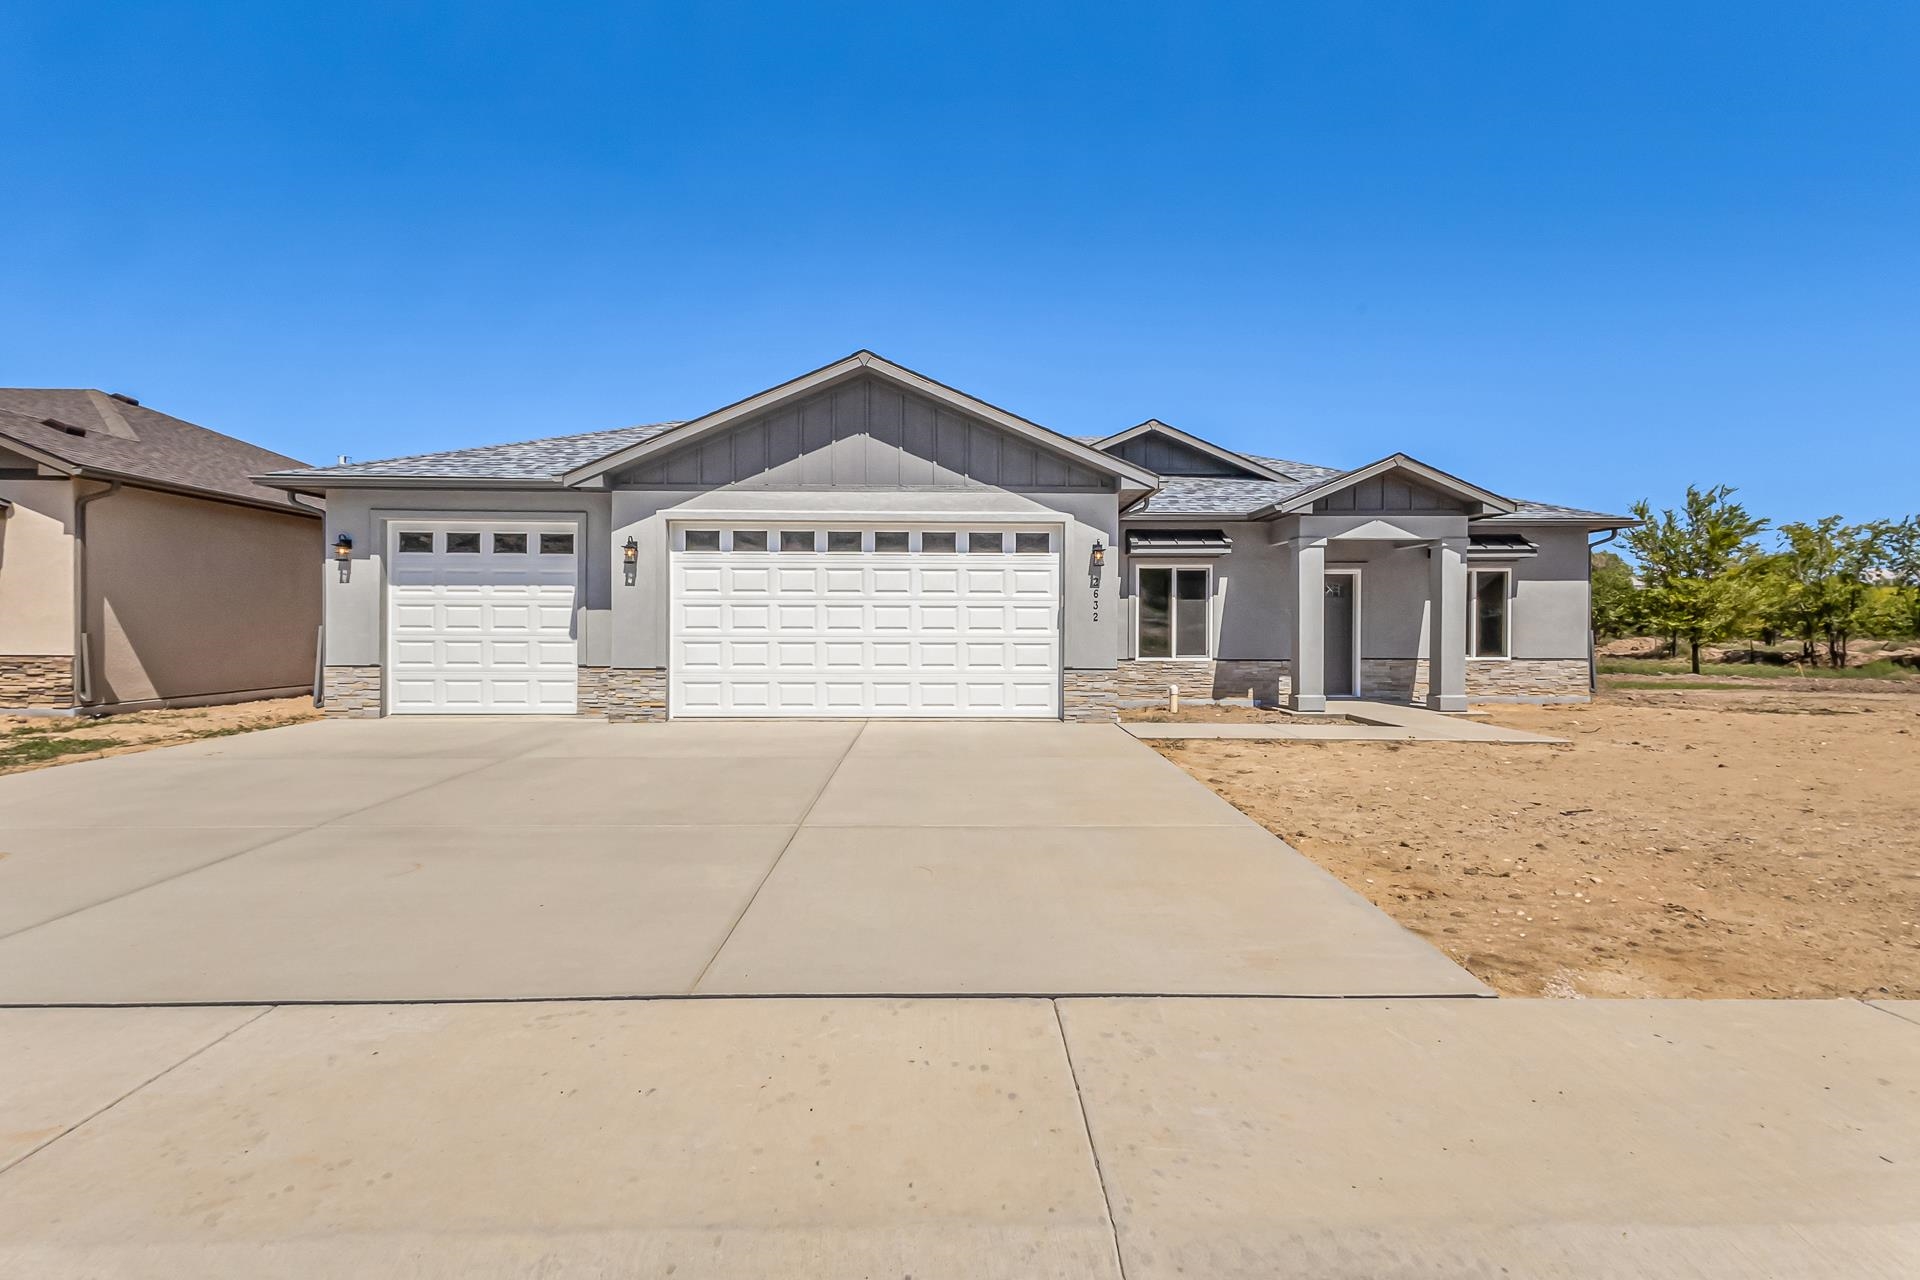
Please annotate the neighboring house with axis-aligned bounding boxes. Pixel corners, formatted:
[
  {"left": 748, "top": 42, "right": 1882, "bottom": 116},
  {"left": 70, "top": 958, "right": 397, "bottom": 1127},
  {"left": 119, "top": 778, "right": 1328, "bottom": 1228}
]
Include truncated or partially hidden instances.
[
  {"left": 0, "top": 390, "right": 323, "bottom": 714},
  {"left": 258, "top": 351, "right": 1632, "bottom": 721}
]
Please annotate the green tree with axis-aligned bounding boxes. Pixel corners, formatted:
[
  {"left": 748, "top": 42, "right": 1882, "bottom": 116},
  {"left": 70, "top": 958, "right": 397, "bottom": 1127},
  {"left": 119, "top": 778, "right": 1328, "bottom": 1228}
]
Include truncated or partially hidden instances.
[
  {"left": 1879, "top": 517, "right": 1920, "bottom": 639},
  {"left": 1762, "top": 518, "right": 1884, "bottom": 667},
  {"left": 1624, "top": 485, "right": 1769, "bottom": 674},
  {"left": 1590, "top": 549, "right": 1640, "bottom": 640}
]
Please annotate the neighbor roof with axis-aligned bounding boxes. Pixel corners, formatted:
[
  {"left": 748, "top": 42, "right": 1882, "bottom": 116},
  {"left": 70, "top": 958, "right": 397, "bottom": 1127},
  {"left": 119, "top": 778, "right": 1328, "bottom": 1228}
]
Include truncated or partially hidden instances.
[{"left": 0, "top": 389, "right": 316, "bottom": 512}]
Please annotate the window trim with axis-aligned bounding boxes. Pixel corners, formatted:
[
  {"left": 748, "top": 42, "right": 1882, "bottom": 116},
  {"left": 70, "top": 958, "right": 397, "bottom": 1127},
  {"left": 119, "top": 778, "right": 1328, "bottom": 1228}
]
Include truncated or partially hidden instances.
[
  {"left": 1133, "top": 562, "right": 1212, "bottom": 661},
  {"left": 1467, "top": 567, "right": 1512, "bottom": 660}
]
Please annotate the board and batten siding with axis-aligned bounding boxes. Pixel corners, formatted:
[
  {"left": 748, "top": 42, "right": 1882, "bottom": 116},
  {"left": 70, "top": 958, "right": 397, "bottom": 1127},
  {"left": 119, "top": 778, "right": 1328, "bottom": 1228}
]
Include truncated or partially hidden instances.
[
  {"left": 1312, "top": 474, "right": 1473, "bottom": 515},
  {"left": 616, "top": 374, "right": 1112, "bottom": 491},
  {"left": 1109, "top": 434, "right": 1248, "bottom": 477}
]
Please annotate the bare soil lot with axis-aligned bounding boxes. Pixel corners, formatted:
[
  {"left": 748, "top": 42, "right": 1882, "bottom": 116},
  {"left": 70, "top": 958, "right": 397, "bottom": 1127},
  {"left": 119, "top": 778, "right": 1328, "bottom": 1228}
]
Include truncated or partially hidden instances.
[
  {"left": 0, "top": 698, "right": 320, "bottom": 777},
  {"left": 1152, "top": 680, "right": 1920, "bottom": 998}
]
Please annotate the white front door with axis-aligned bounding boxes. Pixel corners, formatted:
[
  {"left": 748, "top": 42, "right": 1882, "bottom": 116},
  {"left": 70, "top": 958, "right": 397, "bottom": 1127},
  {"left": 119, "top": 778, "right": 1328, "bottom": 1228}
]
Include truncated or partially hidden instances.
[
  {"left": 386, "top": 521, "right": 580, "bottom": 714},
  {"left": 670, "top": 525, "right": 1061, "bottom": 718}
]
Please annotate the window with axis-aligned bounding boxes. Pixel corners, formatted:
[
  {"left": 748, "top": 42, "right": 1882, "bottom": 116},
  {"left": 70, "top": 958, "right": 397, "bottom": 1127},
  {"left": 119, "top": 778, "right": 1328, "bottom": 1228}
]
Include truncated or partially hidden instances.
[
  {"left": 1136, "top": 566, "right": 1209, "bottom": 658},
  {"left": 539, "top": 533, "right": 574, "bottom": 555},
  {"left": 1014, "top": 532, "right": 1051, "bottom": 554},
  {"left": 967, "top": 531, "right": 1005, "bottom": 554},
  {"left": 492, "top": 532, "right": 527, "bottom": 554},
  {"left": 827, "top": 530, "right": 862, "bottom": 552},
  {"left": 397, "top": 531, "right": 433, "bottom": 554},
  {"left": 445, "top": 531, "right": 481, "bottom": 554},
  {"left": 780, "top": 530, "right": 816, "bottom": 552},
  {"left": 921, "top": 531, "right": 957, "bottom": 553},
  {"left": 1469, "top": 569, "right": 1510, "bottom": 658},
  {"left": 683, "top": 529, "right": 721, "bottom": 551},
  {"left": 873, "top": 530, "right": 909, "bottom": 553},
  {"left": 732, "top": 529, "right": 768, "bottom": 552}
]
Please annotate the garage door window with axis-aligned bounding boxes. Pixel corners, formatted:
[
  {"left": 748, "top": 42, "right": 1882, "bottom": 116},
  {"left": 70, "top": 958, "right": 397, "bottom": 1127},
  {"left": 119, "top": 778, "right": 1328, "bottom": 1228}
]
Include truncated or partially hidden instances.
[
  {"left": 683, "top": 529, "right": 721, "bottom": 551},
  {"left": 874, "top": 530, "right": 909, "bottom": 552},
  {"left": 827, "top": 530, "right": 862, "bottom": 552},
  {"left": 397, "top": 531, "right": 433, "bottom": 554},
  {"left": 539, "top": 533, "right": 574, "bottom": 555},
  {"left": 445, "top": 532, "right": 481, "bottom": 554},
  {"left": 1137, "top": 565, "right": 1210, "bottom": 659},
  {"left": 1015, "top": 532, "right": 1051, "bottom": 554},
  {"left": 492, "top": 532, "right": 527, "bottom": 554},
  {"left": 732, "top": 530, "right": 768, "bottom": 551},
  {"left": 922, "top": 531, "right": 957, "bottom": 553},
  {"left": 781, "top": 530, "right": 816, "bottom": 552},
  {"left": 968, "top": 531, "right": 1005, "bottom": 554}
]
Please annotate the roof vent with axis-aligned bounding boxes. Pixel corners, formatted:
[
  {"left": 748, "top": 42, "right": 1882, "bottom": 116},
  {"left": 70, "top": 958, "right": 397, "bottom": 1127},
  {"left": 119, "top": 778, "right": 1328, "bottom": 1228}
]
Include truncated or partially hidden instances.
[
  {"left": 41, "top": 417, "right": 87, "bottom": 436},
  {"left": 108, "top": 392, "right": 140, "bottom": 406},
  {"left": 337, "top": 454, "right": 352, "bottom": 466}
]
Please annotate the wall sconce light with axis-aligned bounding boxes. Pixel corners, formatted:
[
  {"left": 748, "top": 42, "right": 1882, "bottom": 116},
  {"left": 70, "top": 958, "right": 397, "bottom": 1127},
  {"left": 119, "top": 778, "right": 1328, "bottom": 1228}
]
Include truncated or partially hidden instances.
[
  {"left": 333, "top": 533, "right": 353, "bottom": 582},
  {"left": 622, "top": 536, "right": 639, "bottom": 586},
  {"left": 1090, "top": 540, "right": 1106, "bottom": 568}
]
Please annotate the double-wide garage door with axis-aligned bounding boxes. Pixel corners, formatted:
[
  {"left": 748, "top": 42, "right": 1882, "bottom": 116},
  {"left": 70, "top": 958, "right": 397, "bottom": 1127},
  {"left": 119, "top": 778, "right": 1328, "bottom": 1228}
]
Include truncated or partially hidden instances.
[
  {"left": 670, "top": 525, "right": 1061, "bottom": 718},
  {"left": 386, "top": 521, "right": 580, "bottom": 714}
]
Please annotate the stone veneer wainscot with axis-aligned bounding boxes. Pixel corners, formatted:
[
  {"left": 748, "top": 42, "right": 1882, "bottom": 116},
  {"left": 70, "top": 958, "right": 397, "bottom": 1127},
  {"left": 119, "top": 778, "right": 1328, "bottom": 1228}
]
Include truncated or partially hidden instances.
[{"left": 0, "top": 655, "right": 75, "bottom": 708}]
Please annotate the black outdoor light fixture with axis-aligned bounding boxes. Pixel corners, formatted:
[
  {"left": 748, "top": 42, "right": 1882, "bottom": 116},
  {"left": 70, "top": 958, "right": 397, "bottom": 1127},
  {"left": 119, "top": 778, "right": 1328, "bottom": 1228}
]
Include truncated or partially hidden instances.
[
  {"left": 1090, "top": 539, "right": 1106, "bottom": 568},
  {"left": 622, "top": 536, "right": 639, "bottom": 586},
  {"left": 333, "top": 533, "right": 353, "bottom": 581}
]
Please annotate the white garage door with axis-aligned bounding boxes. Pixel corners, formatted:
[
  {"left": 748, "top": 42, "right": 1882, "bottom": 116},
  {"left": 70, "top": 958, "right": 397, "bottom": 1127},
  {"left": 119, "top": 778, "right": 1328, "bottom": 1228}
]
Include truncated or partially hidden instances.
[
  {"left": 671, "top": 525, "right": 1061, "bottom": 718},
  {"left": 386, "top": 521, "right": 580, "bottom": 714}
]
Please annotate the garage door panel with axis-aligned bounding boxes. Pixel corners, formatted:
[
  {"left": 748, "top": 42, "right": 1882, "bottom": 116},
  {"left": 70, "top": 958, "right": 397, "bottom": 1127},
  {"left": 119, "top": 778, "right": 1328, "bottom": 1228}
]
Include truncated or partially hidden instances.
[
  {"left": 385, "top": 522, "right": 579, "bottom": 715},
  {"left": 670, "top": 526, "right": 1058, "bottom": 718}
]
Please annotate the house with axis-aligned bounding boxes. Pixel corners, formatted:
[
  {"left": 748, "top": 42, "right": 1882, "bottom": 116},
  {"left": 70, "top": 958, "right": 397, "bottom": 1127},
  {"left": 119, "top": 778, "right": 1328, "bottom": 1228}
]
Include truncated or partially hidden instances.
[
  {"left": 257, "top": 352, "right": 1632, "bottom": 721},
  {"left": 0, "top": 390, "right": 323, "bottom": 714}
]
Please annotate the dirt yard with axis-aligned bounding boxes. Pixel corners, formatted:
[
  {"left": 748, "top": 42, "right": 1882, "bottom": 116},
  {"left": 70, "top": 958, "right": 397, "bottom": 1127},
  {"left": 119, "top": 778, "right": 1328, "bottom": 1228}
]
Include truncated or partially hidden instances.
[
  {"left": 0, "top": 698, "right": 320, "bottom": 777},
  {"left": 1152, "top": 680, "right": 1920, "bottom": 999}
]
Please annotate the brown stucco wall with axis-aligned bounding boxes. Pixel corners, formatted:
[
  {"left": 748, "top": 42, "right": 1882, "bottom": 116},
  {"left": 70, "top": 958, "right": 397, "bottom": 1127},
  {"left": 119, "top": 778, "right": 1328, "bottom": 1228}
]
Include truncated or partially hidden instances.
[
  {"left": 0, "top": 475, "right": 77, "bottom": 657},
  {"left": 83, "top": 487, "right": 322, "bottom": 707}
]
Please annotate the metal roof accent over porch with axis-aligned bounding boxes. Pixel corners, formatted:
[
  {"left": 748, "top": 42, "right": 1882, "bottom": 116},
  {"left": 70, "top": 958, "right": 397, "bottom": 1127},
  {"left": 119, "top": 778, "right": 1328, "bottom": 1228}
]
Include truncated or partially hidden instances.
[{"left": 1125, "top": 528, "right": 1233, "bottom": 555}]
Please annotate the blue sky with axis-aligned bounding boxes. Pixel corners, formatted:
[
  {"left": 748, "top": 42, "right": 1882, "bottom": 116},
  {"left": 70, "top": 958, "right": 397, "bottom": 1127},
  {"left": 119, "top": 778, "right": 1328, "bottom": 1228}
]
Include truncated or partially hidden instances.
[{"left": 3, "top": 2, "right": 1914, "bottom": 526}]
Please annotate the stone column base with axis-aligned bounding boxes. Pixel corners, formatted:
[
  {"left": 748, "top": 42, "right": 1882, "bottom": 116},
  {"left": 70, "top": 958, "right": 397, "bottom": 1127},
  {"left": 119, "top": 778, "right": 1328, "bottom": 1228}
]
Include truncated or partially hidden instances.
[
  {"left": 0, "top": 655, "right": 75, "bottom": 709},
  {"left": 605, "top": 669, "right": 668, "bottom": 721},
  {"left": 576, "top": 666, "right": 611, "bottom": 717},
  {"left": 1062, "top": 669, "right": 1118, "bottom": 721},
  {"left": 1467, "top": 657, "right": 1591, "bottom": 702},
  {"left": 320, "top": 665, "right": 382, "bottom": 718}
]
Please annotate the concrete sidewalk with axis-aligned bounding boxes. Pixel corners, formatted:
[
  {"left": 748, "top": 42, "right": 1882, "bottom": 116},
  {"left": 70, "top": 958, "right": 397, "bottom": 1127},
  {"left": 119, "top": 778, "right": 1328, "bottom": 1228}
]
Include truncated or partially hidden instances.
[
  {"left": 1126, "top": 699, "right": 1566, "bottom": 743},
  {"left": 2, "top": 997, "right": 1915, "bottom": 1278}
]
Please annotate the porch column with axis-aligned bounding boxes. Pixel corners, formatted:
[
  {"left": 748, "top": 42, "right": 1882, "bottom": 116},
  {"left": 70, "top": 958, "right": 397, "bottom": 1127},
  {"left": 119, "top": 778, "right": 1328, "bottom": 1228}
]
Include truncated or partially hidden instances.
[
  {"left": 1426, "top": 535, "right": 1469, "bottom": 712},
  {"left": 1289, "top": 536, "right": 1327, "bottom": 713}
]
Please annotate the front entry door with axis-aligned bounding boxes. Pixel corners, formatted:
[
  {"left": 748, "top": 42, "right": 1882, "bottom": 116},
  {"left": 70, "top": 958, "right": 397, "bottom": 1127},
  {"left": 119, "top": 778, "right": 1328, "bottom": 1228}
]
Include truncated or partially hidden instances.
[{"left": 1323, "top": 572, "right": 1358, "bottom": 697}]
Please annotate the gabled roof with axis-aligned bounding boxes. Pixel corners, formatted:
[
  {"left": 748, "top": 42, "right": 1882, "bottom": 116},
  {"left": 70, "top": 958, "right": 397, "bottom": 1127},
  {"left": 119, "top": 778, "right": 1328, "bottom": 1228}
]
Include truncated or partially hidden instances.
[
  {"left": 1092, "top": 419, "right": 1295, "bottom": 483},
  {"left": 1251, "top": 453, "right": 1518, "bottom": 518},
  {"left": 562, "top": 351, "right": 1159, "bottom": 490},
  {"left": 0, "top": 389, "right": 317, "bottom": 513},
  {"left": 260, "top": 423, "right": 683, "bottom": 488}
]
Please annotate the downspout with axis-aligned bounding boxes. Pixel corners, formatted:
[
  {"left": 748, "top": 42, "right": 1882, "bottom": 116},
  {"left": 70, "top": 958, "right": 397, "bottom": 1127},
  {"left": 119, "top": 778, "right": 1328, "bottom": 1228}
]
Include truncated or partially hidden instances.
[
  {"left": 1586, "top": 528, "right": 1620, "bottom": 695},
  {"left": 71, "top": 477, "right": 123, "bottom": 710}
]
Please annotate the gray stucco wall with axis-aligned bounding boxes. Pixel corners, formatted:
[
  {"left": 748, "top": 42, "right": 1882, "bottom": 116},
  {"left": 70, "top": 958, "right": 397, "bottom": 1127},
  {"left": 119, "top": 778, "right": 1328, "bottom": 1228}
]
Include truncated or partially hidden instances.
[
  {"left": 1120, "top": 520, "right": 1593, "bottom": 664},
  {"left": 321, "top": 488, "right": 614, "bottom": 667}
]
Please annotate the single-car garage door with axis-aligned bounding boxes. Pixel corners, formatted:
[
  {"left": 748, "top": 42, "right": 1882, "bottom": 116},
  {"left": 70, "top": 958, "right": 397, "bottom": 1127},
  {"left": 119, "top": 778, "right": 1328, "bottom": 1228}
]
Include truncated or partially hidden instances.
[
  {"left": 671, "top": 525, "right": 1060, "bottom": 718},
  {"left": 386, "top": 521, "right": 580, "bottom": 714}
]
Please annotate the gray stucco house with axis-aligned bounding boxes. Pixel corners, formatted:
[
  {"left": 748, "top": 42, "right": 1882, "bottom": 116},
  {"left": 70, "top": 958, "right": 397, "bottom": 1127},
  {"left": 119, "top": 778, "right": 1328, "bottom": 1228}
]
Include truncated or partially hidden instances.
[{"left": 259, "top": 352, "right": 1631, "bottom": 721}]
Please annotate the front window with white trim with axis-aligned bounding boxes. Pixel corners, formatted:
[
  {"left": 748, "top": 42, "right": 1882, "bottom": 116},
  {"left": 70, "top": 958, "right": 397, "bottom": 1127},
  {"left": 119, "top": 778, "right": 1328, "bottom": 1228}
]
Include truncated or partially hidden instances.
[
  {"left": 1136, "top": 565, "right": 1210, "bottom": 659},
  {"left": 1468, "top": 568, "right": 1511, "bottom": 658}
]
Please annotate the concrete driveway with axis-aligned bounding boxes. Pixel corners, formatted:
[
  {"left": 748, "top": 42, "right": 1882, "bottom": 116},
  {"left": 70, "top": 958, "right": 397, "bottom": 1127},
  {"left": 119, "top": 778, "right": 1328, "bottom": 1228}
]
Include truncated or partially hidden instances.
[{"left": 0, "top": 718, "right": 1483, "bottom": 1003}]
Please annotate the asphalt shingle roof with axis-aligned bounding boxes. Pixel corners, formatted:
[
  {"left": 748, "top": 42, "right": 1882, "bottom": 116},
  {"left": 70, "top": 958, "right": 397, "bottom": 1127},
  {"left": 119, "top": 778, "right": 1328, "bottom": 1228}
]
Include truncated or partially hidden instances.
[
  {"left": 257, "top": 419, "right": 1631, "bottom": 525},
  {"left": 262, "top": 422, "right": 684, "bottom": 483},
  {"left": 0, "top": 389, "right": 315, "bottom": 510}
]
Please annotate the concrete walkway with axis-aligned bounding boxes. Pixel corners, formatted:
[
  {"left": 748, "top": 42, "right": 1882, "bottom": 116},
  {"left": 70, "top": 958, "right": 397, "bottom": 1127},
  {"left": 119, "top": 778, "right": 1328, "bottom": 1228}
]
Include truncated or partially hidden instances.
[
  {"left": 0, "top": 718, "right": 1484, "bottom": 1002},
  {"left": 1126, "top": 699, "right": 1567, "bottom": 743},
  {"left": 2, "top": 997, "right": 1915, "bottom": 1278}
]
